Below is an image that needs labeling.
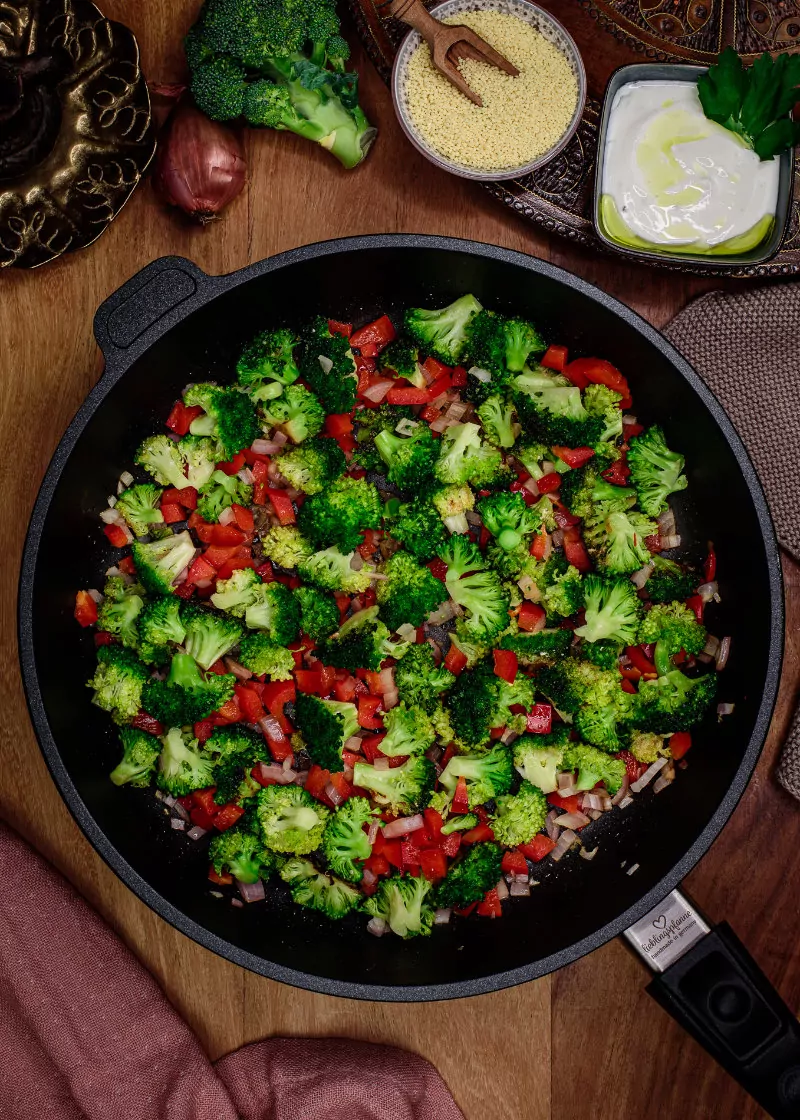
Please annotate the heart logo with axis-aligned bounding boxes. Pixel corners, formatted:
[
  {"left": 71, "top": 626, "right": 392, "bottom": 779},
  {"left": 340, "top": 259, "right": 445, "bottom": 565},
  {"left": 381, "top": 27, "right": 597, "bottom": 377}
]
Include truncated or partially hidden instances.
[{"left": 652, "top": 915, "right": 667, "bottom": 930}]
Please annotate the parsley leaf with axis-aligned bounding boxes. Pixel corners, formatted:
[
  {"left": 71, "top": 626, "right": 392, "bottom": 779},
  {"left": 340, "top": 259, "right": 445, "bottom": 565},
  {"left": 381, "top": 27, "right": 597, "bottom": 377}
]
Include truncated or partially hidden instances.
[{"left": 697, "top": 47, "right": 800, "bottom": 160}]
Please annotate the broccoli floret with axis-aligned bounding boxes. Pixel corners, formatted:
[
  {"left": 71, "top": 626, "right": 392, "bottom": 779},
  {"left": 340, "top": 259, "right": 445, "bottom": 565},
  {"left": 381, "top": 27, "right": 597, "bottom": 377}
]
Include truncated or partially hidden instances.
[
  {"left": 293, "top": 693, "right": 359, "bottom": 771},
  {"left": 433, "top": 422, "right": 503, "bottom": 488},
  {"left": 135, "top": 435, "right": 190, "bottom": 491},
  {"left": 110, "top": 727, "right": 161, "bottom": 787},
  {"left": 430, "top": 484, "right": 475, "bottom": 536},
  {"left": 639, "top": 600, "right": 707, "bottom": 677},
  {"left": 537, "top": 657, "right": 623, "bottom": 716},
  {"left": 575, "top": 575, "right": 642, "bottom": 645},
  {"left": 490, "top": 781, "right": 548, "bottom": 846},
  {"left": 257, "top": 784, "right": 330, "bottom": 855},
  {"left": 386, "top": 495, "right": 448, "bottom": 561},
  {"left": 156, "top": 727, "right": 215, "bottom": 797},
  {"left": 261, "top": 525, "right": 313, "bottom": 569},
  {"left": 208, "top": 826, "right": 275, "bottom": 884},
  {"left": 379, "top": 703, "right": 436, "bottom": 758},
  {"left": 563, "top": 741, "right": 626, "bottom": 794},
  {"left": 180, "top": 602, "right": 242, "bottom": 669},
  {"left": 290, "top": 864, "right": 362, "bottom": 919},
  {"left": 243, "top": 581, "right": 301, "bottom": 645},
  {"left": 363, "top": 873, "right": 435, "bottom": 938},
  {"left": 478, "top": 491, "right": 540, "bottom": 551},
  {"left": 579, "top": 638, "right": 623, "bottom": 670},
  {"left": 381, "top": 336, "right": 423, "bottom": 385},
  {"left": 197, "top": 469, "right": 252, "bottom": 523},
  {"left": 143, "top": 652, "right": 235, "bottom": 725},
  {"left": 466, "top": 310, "right": 545, "bottom": 376},
  {"left": 321, "top": 797, "right": 376, "bottom": 882},
  {"left": 559, "top": 464, "right": 636, "bottom": 520},
  {"left": 438, "top": 745, "right": 514, "bottom": 809},
  {"left": 442, "top": 661, "right": 498, "bottom": 750},
  {"left": 275, "top": 437, "right": 346, "bottom": 495},
  {"left": 190, "top": 55, "right": 247, "bottom": 119},
  {"left": 449, "top": 620, "right": 490, "bottom": 670},
  {"left": 374, "top": 425, "right": 438, "bottom": 489},
  {"left": 440, "top": 536, "right": 510, "bottom": 640},
  {"left": 574, "top": 702, "right": 622, "bottom": 753},
  {"left": 297, "top": 318, "right": 358, "bottom": 412},
  {"left": 627, "top": 425, "right": 688, "bottom": 516},
  {"left": 237, "top": 633, "right": 294, "bottom": 679},
  {"left": 393, "top": 644, "right": 456, "bottom": 713},
  {"left": 236, "top": 327, "right": 300, "bottom": 396},
  {"left": 293, "top": 585, "right": 339, "bottom": 642},
  {"left": 494, "top": 672, "right": 535, "bottom": 730},
  {"left": 298, "top": 547, "right": 374, "bottom": 594},
  {"left": 584, "top": 508, "right": 658, "bottom": 574},
  {"left": 583, "top": 383, "right": 624, "bottom": 443},
  {"left": 513, "top": 728, "right": 571, "bottom": 793},
  {"left": 210, "top": 567, "right": 262, "bottom": 617},
  {"left": 115, "top": 483, "right": 165, "bottom": 538},
  {"left": 183, "top": 382, "right": 260, "bottom": 460},
  {"left": 463, "top": 309, "right": 510, "bottom": 381},
  {"left": 434, "top": 843, "right": 502, "bottom": 909},
  {"left": 97, "top": 576, "right": 145, "bottom": 649},
  {"left": 376, "top": 551, "right": 446, "bottom": 631},
  {"left": 499, "top": 628, "right": 573, "bottom": 665},
  {"left": 404, "top": 294, "right": 482, "bottom": 365},
  {"left": 319, "top": 606, "right": 403, "bottom": 672},
  {"left": 477, "top": 395, "right": 517, "bottom": 449},
  {"left": 542, "top": 565, "right": 584, "bottom": 621},
  {"left": 628, "top": 670, "right": 717, "bottom": 733},
  {"left": 440, "top": 813, "right": 478, "bottom": 834},
  {"left": 353, "top": 405, "right": 417, "bottom": 471},
  {"left": 646, "top": 556, "right": 697, "bottom": 604},
  {"left": 137, "top": 595, "right": 186, "bottom": 656},
  {"left": 177, "top": 435, "right": 219, "bottom": 490},
  {"left": 628, "top": 730, "right": 668, "bottom": 764},
  {"left": 262, "top": 384, "right": 325, "bottom": 443},
  {"left": 502, "top": 316, "right": 546, "bottom": 371},
  {"left": 87, "top": 644, "right": 148, "bottom": 725},
  {"left": 298, "top": 475, "right": 381, "bottom": 552},
  {"left": 205, "top": 726, "right": 270, "bottom": 804},
  {"left": 131, "top": 530, "right": 196, "bottom": 596},
  {"left": 352, "top": 756, "right": 436, "bottom": 815},
  {"left": 513, "top": 366, "right": 603, "bottom": 447}
]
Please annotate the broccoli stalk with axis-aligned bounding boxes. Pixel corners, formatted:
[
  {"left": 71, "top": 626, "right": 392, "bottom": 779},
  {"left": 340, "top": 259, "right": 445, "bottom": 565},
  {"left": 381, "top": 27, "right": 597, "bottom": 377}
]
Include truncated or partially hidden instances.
[{"left": 477, "top": 395, "right": 517, "bottom": 449}]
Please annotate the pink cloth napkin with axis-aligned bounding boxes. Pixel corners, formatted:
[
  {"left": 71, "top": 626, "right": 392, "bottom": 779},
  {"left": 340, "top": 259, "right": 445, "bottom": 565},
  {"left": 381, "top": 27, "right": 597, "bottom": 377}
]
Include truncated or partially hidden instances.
[{"left": 0, "top": 820, "right": 464, "bottom": 1120}]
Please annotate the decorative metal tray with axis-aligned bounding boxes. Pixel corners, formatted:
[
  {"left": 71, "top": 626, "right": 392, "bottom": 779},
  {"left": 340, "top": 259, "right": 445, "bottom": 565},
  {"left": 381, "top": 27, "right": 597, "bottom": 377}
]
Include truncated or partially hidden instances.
[
  {"left": 348, "top": 0, "right": 800, "bottom": 276},
  {"left": 0, "top": 0, "right": 155, "bottom": 270}
]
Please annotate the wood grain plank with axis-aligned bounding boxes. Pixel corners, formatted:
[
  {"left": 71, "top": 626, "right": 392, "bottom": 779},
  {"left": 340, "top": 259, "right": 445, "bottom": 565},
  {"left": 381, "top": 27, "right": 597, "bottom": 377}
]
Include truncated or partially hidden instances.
[{"left": 0, "top": 4, "right": 795, "bottom": 1119}]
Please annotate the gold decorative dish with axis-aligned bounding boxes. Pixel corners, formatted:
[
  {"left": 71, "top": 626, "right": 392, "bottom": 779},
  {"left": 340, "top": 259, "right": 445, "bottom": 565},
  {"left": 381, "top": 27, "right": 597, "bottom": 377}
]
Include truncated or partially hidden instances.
[{"left": 0, "top": 0, "right": 155, "bottom": 270}]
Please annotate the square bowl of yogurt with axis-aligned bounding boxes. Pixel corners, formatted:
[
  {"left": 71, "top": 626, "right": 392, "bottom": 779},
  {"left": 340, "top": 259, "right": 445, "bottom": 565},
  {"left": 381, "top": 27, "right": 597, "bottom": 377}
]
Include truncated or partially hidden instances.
[{"left": 593, "top": 63, "right": 794, "bottom": 268}]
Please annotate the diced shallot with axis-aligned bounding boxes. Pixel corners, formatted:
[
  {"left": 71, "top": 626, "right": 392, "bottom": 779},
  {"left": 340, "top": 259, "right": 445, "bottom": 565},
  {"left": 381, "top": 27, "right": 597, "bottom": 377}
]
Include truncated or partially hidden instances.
[
  {"left": 382, "top": 814, "right": 424, "bottom": 839},
  {"left": 579, "top": 846, "right": 598, "bottom": 861},
  {"left": 500, "top": 727, "right": 520, "bottom": 746},
  {"left": 367, "top": 917, "right": 388, "bottom": 937},
  {"left": 344, "top": 735, "right": 363, "bottom": 754},
  {"left": 255, "top": 761, "right": 288, "bottom": 785},
  {"left": 172, "top": 800, "right": 190, "bottom": 822},
  {"left": 610, "top": 774, "right": 631, "bottom": 806},
  {"left": 510, "top": 881, "right": 531, "bottom": 897},
  {"left": 317, "top": 354, "right": 333, "bottom": 374},
  {"left": 656, "top": 507, "right": 676, "bottom": 536},
  {"left": 699, "top": 633, "right": 720, "bottom": 663},
  {"left": 554, "top": 811, "right": 590, "bottom": 830},
  {"left": 550, "top": 829, "right": 577, "bottom": 862},
  {"left": 630, "top": 562, "right": 654, "bottom": 590},
  {"left": 362, "top": 868, "right": 377, "bottom": 890},
  {"left": 224, "top": 657, "right": 252, "bottom": 680},
  {"left": 258, "top": 715, "right": 285, "bottom": 743},
  {"left": 630, "top": 756, "right": 668, "bottom": 793},
  {"left": 325, "top": 781, "right": 345, "bottom": 806},
  {"left": 468, "top": 365, "right": 492, "bottom": 383},
  {"left": 251, "top": 435, "right": 286, "bottom": 455},
  {"left": 187, "top": 825, "right": 207, "bottom": 841},
  {"left": 170, "top": 817, "right": 186, "bottom": 830},
  {"left": 557, "top": 772, "right": 577, "bottom": 795},
  {"left": 715, "top": 636, "right": 731, "bottom": 671},
  {"left": 87, "top": 588, "right": 104, "bottom": 604},
  {"left": 495, "top": 877, "right": 510, "bottom": 901},
  {"left": 367, "top": 819, "right": 381, "bottom": 846},
  {"left": 372, "top": 757, "right": 391, "bottom": 771},
  {"left": 427, "top": 600, "right": 457, "bottom": 625},
  {"left": 434, "top": 908, "right": 452, "bottom": 925},
  {"left": 545, "top": 809, "right": 560, "bottom": 842},
  {"left": 99, "top": 506, "right": 125, "bottom": 525},
  {"left": 659, "top": 533, "right": 681, "bottom": 549},
  {"left": 395, "top": 417, "right": 419, "bottom": 436},
  {"left": 653, "top": 774, "right": 673, "bottom": 794},
  {"left": 379, "top": 667, "right": 395, "bottom": 695},
  {"left": 717, "top": 702, "right": 735, "bottom": 718},
  {"left": 118, "top": 469, "right": 134, "bottom": 489},
  {"left": 697, "top": 580, "right": 720, "bottom": 604},
  {"left": 362, "top": 378, "right": 394, "bottom": 403},
  {"left": 517, "top": 574, "right": 541, "bottom": 601},
  {"left": 551, "top": 529, "right": 564, "bottom": 549},
  {"left": 219, "top": 506, "right": 237, "bottom": 526},
  {"left": 237, "top": 878, "right": 265, "bottom": 903}
]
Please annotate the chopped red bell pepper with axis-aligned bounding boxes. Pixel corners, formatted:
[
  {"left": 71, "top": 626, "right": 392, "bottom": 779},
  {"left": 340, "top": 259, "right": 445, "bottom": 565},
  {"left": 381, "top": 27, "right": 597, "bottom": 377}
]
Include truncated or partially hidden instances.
[
  {"left": 536, "top": 472, "right": 561, "bottom": 495},
  {"left": 249, "top": 459, "right": 269, "bottom": 506},
  {"left": 161, "top": 486, "right": 198, "bottom": 510},
  {"left": 420, "top": 849, "right": 448, "bottom": 881},
  {"left": 103, "top": 523, "right": 129, "bottom": 549},
  {"left": 526, "top": 703, "right": 553, "bottom": 734},
  {"left": 194, "top": 717, "right": 216, "bottom": 744},
  {"left": 94, "top": 631, "right": 114, "bottom": 646},
  {"left": 685, "top": 595, "right": 705, "bottom": 622},
  {"left": 463, "top": 823, "right": 495, "bottom": 844},
  {"left": 332, "top": 676, "right": 358, "bottom": 702},
  {"left": 234, "top": 683, "right": 264, "bottom": 722},
  {"left": 160, "top": 502, "right": 184, "bottom": 525},
  {"left": 623, "top": 421, "right": 644, "bottom": 440},
  {"left": 364, "top": 852, "right": 390, "bottom": 877},
  {"left": 704, "top": 544, "right": 716, "bottom": 583},
  {"left": 350, "top": 314, "right": 396, "bottom": 352},
  {"left": 386, "top": 385, "right": 431, "bottom": 405},
  {"left": 530, "top": 529, "right": 549, "bottom": 560},
  {"left": 562, "top": 527, "right": 592, "bottom": 573},
  {"left": 621, "top": 679, "right": 638, "bottom": 694},
  {"left": 360, "top": 734, "right": 387, "bottom": 763},
  {"left": 132, "top": 710, "right": 163, "bottom": 736},
  {"left": 493, "top": 648, "right": 518, "bottom": 683},
  {"left": 186, "top": 555, "right": 217, "bottom": 585},
  {"left": 214, "top": 696, "right": 242, "bottom": 724},
  {"left": 208, "top": 865, "right": 233, "bottom": 886},
  {"left": 328, "top": 319, "right": 352, "bottom": 338},
  {"left": 215, "top": 557, "right": 255, "bottom": 581},
  {"left": 540, "top": 345, "right": 568, "bottom": 372},
  {"left": 74, "top": 590, "right": 98, "bottom": 627},
  {"left": 117, "top": 556, "right": 136, "bottom": 575},
  {"left": 325, "top": 413, "right": 354, "bottom": 440},
  {"left": 262, "top": 679, "right": 296, "bottom": 730},
  {"left": 209, "top": 523, "right": 247, "bottom": 547},
  {"left": 214, "top": 803, "right": 245, "bottom": 832},
  {"left": 547, "top": 791, "right": 580, "bottom": 814},
  {"left": 502, "top": 850, "right": 529, "bottom": 876},
  {"left": 358, "top": 695, "right": 384, "bottom": 729},
  {"left": 476, "top": 887, "right": 502, "bottom": 917},
  {"left": 424, "top": 370, "right": 453, "bottom": 401},
  {"left": 451, "top": 365, "right": 468, "bottom": 387},
  {"left": 626, "top": 645, "right": 657, "bottom": 677},
  {"left": 602, "top": 459, "right": 631, "bottom": 486},
  {"left": 551, "top": 446, "right": 596, "bottom": 470},
  {"left": 267, "top": 488, "right": 296, "bottom": 525},
  {"left": 444, "top": 644, "right": 468, "bottom": 675},
  {"left": 427, "top": 558, "right": 448, "bottom": 583},
  {"left": 216, "top": 451, "right": 246, "bottom": 477},
  {"left": 440, "top": 832, "right": 462, "bottom": 858},
  {"left": 166, "top": 400, "right": 203, "bottom": 436},
  {"left": 566, "top": 357, "right": 631, "bottom": 402},
  {"left": 423, "top": 808, "right": 444, "bottom": 842},
  {"left": 192, "top": 788, "right": 218, "bottom": 817},
  {"left": 450, "top": 774, "right": 470, "bottom": 816},
  {"left": 229, "top": 504, "right": 254, "bottom": 533},
  {"left": 295, "top": 669, "right": 324, "bottom": 694},
  {"left": 670, "top": 731, "right": 692, "bottom": 760},
  {"left": 617, "top": 750, "right": 641, "bottom": 783},
  {"left": 190, "top": 805, "right": 216, "bottom": 831},
  {"left": 518, "top": 601, "right": 546, "bottom": 632},
  {"left": 304, "top": 764, "right": 332, "bottom": 805},
  {"left": 519, "top": 834, "right": 556, "bottom": 862}
]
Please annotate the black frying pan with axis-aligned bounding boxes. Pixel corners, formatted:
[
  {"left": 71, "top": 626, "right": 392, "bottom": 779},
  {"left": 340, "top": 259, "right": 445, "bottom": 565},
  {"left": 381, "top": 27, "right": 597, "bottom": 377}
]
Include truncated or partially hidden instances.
[{"left": 17, "top": 236, "right": 800, "bottom": 1116}]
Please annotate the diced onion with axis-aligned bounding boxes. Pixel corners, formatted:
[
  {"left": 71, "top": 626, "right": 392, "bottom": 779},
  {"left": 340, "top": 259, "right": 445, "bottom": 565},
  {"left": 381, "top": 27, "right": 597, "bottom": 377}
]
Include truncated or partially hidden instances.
[
  {"left": 255, "top": 761, "right": 287, "bottom": 785},
  {"left": 697, "top": 580, "right": 719, "bottom": 604},
  {"left": 218, "top": 509, "right": 236, "bottom": 529},
  {"left": 427, "top": 600, "right": 457, "bottom": 625},
  {"left": 517, "top": 574, "right": 540, "bottom": 601},
  {"left": 551, "top": 829, "right": 577, "bottom": 862},
  {"left": 119, "top": 469, "right": 134, "bottom": 488},
  {"left": 395, "top": 418, "right": 419, "bottom": 436},
  {"left": 325, "top": 781, "right": 345, "bottom": 806},
  {"left": 395, "top": 623, "right": 417, "bottom": 642},
  {"left": 231, "top": 898, "right": 244, "bottom": 908},
  {"left": 87, "top": 588, "right": 104, "bottom": 604},
  {"left": 237, "top": 878, "right": 265, "bottom": 903},
  {"left": 372, "top": 757, "right": 391, "bottom": 771},
  {"left": 382, "top": 814, "right": 424, "bottom": 838},
  {"left": 107, "top": 495, "right": 117, "bottom": 507},
  {"left": 555, "top": 811, "right": 590, "bottom": 829},
  {"left": 362, "top": 868, "right": 377, "bottom": 890},
  {"left": 557, "top": 772, "right": 577, "bottom": 794},
  {"left": 187, "top": 825, "right": 207, "bottom": 840},
  {"left": 367, "top": 917, "right": 388, "bottom": 937},
  {"left": 618, "top": 795, "right": 634, "bottom": 809},
  {"left": 99, "top": 506, "right": 124, "bottom": 525},
  {"left": 587, "top": 809, "right": 602, "bottom": 821},
  {"left": 465, "top": 510, "right": 482, "bottom": 527},
  {"left": 368, "top": 820, "right": 381, "bottom": 846},
  {"left": 551, "top": 529, "right": 564, "bottom": 549},
  {"left": 623, "top": 414, "right": 637, "bottom": 425},
  {"left": 383, "top": 690, "right": 399, "bottom": 710},
  {"left": 443, "top": 513, "right": 469, "bottom": 533},
  {"left": 362, "top": 377, "right": 394, "bottom": 403},
  {"left": 631, "top": 562, "right": 654, "bottom": 590},
  {"left": 715, "top": 636, "right": 731, "bottom": 671},
  {"left": 379, "top": 667, "right": 395, "bottom": 694},
  {"left": 510, "top": 881, "right": 531, "bottom": 897},
  {"left": 630, "top": 756, "right": 668, "bottom": 793},
  {"left": 344, "top": 735, "right": 363, "bottom": 753},
  {"left": 610, "top": 774, "right": 630, "bottom": 806},
  {"left": 717, "top": 702, "right": 735, "bottom": 718},
  {"left": 170, "top": 817, "right": 186, "bottom": 830},
  {"left": 468, "top": 365, "right": 492, "bottom": 383},
  {"left": 258, "top": 715, "right": 284, "bottom": 743},
  {"left": 350, "top": 552, "right": 364, "bottom": 571},
  {"left": 172, "top": 800, "right": 190, "bottom": 822},
  {"left": 224, "top": 657, "right": 252, "bottom": 681},
  {"left": 252, "top": 436, "right": 285, "bottom": 455},
  {"left": 660, "top": 533, "right": 681, "bottom": 549},
  {"left": 579, "top": 846, "right": 598, "bottom": 861},
  {"left": 318, "top": 354, "right": 333, "bottom": 374},
  {"left": 545, "top": 809, "right": 560, "bottom": 842},
  {"left": 627, "top": 863, "right": 640, "bottom": 876},
  {"left": 581, "top": 792, "right": 604, "bottom": 812},
  {"left": 653, "top": 774, "right": 673, "bottom": 794},
  {"left": 434, "top": 908, "right": 452, "bottom": 925},
  {"left": 238, "top": 467, "right": 254, "bottom": 485},
  {"left": 657, "top": 507, "right": 676, "bottom": 535},
  {"left": 495, "top": 877, "right": 510, "bottom": 901},
  {"left": 500, "top": 727, "right": 520, "bottom": 746}
]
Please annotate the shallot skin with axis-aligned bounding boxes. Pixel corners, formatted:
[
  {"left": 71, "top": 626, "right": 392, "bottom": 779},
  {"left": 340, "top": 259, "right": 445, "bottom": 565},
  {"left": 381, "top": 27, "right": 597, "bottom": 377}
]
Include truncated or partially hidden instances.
[{"left": 153, "top": 99, "right": 246, "bottom": 224}]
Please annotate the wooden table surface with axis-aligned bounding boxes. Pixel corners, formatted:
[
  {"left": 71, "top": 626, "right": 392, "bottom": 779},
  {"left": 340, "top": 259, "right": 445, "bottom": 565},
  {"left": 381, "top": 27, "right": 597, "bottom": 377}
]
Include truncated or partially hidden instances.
[{"left": 2, "top": 4, "right": 799, "bottom": 1118}]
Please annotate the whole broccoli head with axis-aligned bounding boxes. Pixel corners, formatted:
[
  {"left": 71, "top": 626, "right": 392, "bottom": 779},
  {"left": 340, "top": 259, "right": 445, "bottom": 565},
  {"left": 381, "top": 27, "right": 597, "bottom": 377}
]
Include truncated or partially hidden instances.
[
  {"left": 374, "top": 424, "right": 439, "bottom": 489},
  {"left": 296, "top": 318, "right": 358, "bottom": 412},
  {"left": 297, "top": 475, "right": 381, "bottom": 552},
  {"left": 319, "top": 606, "right": 404, "bottom": 672},
  {"left": 293, "top": 584, "right": 340, "bottom": 643},
  {"left": 513, "top": 728, "right": 571, "bottom": 794},
  {"left": 379, "top": 702, "right": 436, "bottom": 758},
  {"left": 143, "top": 652, "right": 235, "bottom": 726},
  {"left": 293, "top": 693, "right": 359, "bottom": 772},
  {"left": 393, "top": 643, "right": 456, "bottom": 713},
  {"left": 478, "top": 490, "right": 540, "bottom": 551},
  {"left": 97, "top": 576, "right": 145, "bottom": 649},
  {"left": 156, "top": 727, "right": 215, "bottom": 797},
  {"left": 180, "top": 602, "right": 243, "bottom": 669},
  {"left": 627, "top": 425, "right": 688, "bottom": 516},
  {"left": 321, "top": 797, "right": 377, "bottom": 882},
  {"left": 237, "top": 632, "right": 294, "bottom": 680},
  {"left": 87, "top": 644, "right": 148, "bottom": 725},
  {"left": 575, "top": 575, "right": 642, "bottom": 645},
  {"left": 257, "top": 784, "right": 330, "bottom": 855},
  {"left": 237, "top": 327, "right": 300, "bottom": 396},
  {"left": 404, "top": 294, "right": 482, "bottom": 366},
  {"left": 197, "top": 469, "right": 252, "bottom": 523},
  {"left": 183, "top": 382, "right": 260, "bottom": 461},
  {"left": 275, "top": 437, "right": 346, "bottom": 495},
  {"left": 433, "top": 422, "right": 503, "bottom": 488},
  {"left": 490, "top": 781, "right": 548, "bottom": 847},
  {"left": 209, "top": 825, "right": 276, "bottom": 884},
  {"left": 352, "top": 755, "right": 436, "bottom": 816},
  {"left": 376, "top": 550, "right": 446, "bottom": 631},
  {"left": 261, "top": 525, "right": 314, "bottom": 569},
  {"left": 262, "top": 383, "right": 325, "bottom": 443},
  {"left": 110, "top": 727, "right": 161, "bottom": 788},
  {"left": 434, "top": 843, "right": 502, "bottom": 910},
  {"left": 298, "top": 547, "right": 374, "bottom": 594},
  {"left": 115, "top": 483, "right": 165, "bottom": 538},
  {"left": 363, "top": 872, "right": 435, "bottom": 938},
  {"left": 132, "top": 530, "right": 196, "bottom": 596}
]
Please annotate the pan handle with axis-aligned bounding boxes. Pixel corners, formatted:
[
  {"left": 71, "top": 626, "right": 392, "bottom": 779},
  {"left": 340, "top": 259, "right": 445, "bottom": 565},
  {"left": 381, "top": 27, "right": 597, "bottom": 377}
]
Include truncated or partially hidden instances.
[
  {"left": 93, "top": 256, "right": 218, "bottom": 368},
  {"left": 647, "top": 921, "right": 800, "bottom": 1118}
]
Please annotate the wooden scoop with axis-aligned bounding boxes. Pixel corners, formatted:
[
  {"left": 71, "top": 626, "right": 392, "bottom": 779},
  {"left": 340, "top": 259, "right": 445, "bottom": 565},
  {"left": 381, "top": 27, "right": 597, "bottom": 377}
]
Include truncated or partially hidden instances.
[{"left": 380, "top": 0, "right": 519, "bottom": 106}]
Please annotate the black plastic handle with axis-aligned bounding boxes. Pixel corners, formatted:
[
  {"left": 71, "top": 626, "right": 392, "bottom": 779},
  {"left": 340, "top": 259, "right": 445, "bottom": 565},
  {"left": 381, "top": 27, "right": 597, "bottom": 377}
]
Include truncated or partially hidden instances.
[
  {"left": 648, "top": 923, "right": 800, "bottom": 1118},
  {"left": 93, "top": 256, "right": 217, "bottom": 369}
]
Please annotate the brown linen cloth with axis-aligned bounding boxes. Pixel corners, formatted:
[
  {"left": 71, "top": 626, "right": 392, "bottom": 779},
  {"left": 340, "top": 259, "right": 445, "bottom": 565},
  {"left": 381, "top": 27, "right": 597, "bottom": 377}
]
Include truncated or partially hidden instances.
[
  {"left": 0, "top": 820, "right": 464, "bottom": 1120},
  {"left": 664, "top": 285, "right": 800, "bottom": 799}
]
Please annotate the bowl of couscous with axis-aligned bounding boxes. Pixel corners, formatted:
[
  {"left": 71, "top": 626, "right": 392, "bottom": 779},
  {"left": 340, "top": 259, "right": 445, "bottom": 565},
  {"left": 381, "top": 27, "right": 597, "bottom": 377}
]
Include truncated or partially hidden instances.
[{"left": 391, "top": 0, "right": 586, "bottom": 181}]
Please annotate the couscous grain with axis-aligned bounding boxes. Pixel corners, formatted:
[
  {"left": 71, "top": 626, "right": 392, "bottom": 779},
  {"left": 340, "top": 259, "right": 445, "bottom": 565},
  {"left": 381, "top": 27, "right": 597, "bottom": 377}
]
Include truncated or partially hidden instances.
[{"left": 405, "top": 10, "right": 578, "bottom": 171}]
